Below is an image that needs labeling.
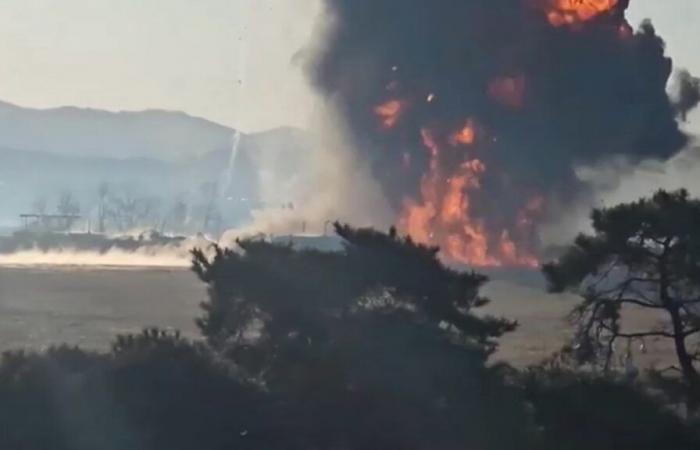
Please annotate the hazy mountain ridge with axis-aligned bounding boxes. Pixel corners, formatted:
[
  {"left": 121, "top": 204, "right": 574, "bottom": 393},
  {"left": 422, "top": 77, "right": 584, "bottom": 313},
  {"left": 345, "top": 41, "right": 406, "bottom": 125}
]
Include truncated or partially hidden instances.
[
  {"left": 0, "top": 100, "right": 235, "bottom": 161},
  {"left": 0, "top": 101, "right": 310, "bottom": 224}
]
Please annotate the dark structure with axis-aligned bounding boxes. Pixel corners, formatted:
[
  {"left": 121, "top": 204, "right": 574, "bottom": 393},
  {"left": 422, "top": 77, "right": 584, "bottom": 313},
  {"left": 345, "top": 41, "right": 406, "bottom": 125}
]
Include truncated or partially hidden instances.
[{"left": 19, "top": 213, "right": 81, "bottom": 233}]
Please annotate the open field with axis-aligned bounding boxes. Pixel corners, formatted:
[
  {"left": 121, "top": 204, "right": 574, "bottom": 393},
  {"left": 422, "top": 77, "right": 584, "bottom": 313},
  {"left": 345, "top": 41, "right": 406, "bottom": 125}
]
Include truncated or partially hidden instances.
[
  {"left": 0, "top": 266, "right": 679, "bottom": 368},
  {"left": 0, "top": 267, "right": 203, "bottom": 351}
]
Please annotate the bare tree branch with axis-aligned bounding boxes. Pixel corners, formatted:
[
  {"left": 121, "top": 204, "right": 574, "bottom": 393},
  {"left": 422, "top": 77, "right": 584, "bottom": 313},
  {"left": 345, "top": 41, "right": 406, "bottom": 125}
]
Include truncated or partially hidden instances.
[{"left": 600, "top": 323, "right": 677, "bottom": 339}]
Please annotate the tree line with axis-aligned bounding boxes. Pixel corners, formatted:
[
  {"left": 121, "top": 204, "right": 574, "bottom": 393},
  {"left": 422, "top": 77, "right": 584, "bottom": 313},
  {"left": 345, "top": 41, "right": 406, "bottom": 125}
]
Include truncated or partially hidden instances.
[{"left": 29, "top": 181, "right": 226, "bottom": 235}]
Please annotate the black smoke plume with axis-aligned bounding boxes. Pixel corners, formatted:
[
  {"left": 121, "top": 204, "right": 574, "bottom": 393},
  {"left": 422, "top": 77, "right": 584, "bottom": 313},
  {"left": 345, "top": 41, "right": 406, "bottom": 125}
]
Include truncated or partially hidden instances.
[
  {"left": 673, "top": 70, "right": 700, "bottom": 121},
  {"left": 307, "top": 0, "right": 698, "bottom": 261}
]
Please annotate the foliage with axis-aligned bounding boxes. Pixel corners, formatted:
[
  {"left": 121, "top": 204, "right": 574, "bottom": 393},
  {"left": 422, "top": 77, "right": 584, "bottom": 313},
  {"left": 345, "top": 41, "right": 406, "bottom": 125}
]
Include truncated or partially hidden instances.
[
  {"left": 0, "top": 331, "right": 281, "bottom": 450},
  {"left": 192, "top": 223, "right": 515, "bottom": 354},
  {"left": 0, "top": 333, "right": 697, "bottom": 450},
  {"left": 543, "top": 189, "right": 700, "bottom": 406},
  {"left": 0, "top": 219, "right": 699, "bottom": 448},
  {"left": 192, "top": 223, "right": 528, "bottom": 449},
  {"left": 520, "top": 366, "right": 700, "bottom": 450}
]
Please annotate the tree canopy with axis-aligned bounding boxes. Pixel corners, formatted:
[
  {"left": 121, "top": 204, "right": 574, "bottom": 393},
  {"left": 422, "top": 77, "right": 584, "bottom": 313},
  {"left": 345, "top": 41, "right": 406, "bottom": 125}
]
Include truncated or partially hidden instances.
[
  {"left": 192, "top": 223, "right": 526, "bottom": 449},
  {"left": 543, "top": 189, "right": 700, "bottom": 405}
]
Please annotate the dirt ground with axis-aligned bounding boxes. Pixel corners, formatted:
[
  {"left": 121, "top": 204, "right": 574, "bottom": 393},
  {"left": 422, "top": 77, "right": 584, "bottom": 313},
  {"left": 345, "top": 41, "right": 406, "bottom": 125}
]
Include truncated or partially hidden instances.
[
  {"left": 0, "top": 267, "right": 680, "bottom": 369},
  {"left": 0, "top": 267, "right": 204, "bottom": 351}
]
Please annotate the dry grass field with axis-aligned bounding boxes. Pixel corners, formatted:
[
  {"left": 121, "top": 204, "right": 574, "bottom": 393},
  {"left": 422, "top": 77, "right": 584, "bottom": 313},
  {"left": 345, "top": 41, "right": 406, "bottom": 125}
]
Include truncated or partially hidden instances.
[{"left": 0, "top": 266, "right": 680, "bottom": 369}]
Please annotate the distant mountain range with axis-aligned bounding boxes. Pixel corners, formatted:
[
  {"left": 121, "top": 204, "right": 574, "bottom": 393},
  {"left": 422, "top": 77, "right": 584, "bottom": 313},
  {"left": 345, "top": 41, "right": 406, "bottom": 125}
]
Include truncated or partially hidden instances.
[
  {"left": 0, "top": 100, "right": 235, "bottom": 161},
  {"left": 0, "top": 101, "right": 311, "bottom": 224}
]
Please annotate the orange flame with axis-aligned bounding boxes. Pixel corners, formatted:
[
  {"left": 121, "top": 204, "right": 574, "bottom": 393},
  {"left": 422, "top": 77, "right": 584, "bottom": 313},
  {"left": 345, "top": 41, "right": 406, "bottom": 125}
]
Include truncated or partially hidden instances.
[
  {"left": 545, "top": 0, "right": 618, "bottom": 27},
  {"left": 373, "top": 96, "right": 541, "bottom": 267},
  {"left": 449, "top": 120, "right": 477, "bottom": 146},
  {"left": 397, "top": 124, "right": 540, "bottom": 268},
  {"left": 374, "top": 99, "right": 406, "bottom": 129}
]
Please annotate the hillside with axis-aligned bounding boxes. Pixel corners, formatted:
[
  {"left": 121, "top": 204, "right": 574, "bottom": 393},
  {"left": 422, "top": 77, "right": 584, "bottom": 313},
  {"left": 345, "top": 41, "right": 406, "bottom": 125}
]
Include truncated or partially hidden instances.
[
  {"left": 0, "top": 101, "right": 310, "bottom": 225},
  {"left": 0, "top": 100, "right": 234, "bottom": 161}
]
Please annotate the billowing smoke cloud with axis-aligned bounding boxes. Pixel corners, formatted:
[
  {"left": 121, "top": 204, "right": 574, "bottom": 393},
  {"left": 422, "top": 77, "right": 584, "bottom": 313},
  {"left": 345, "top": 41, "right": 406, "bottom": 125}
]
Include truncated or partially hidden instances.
[
  {"left": 221, "top": 103, "right": 393, "bottom": 240},
  {"left": 305, "top": 0, "right": 699, "bottom": 265},
  {"left": 672, "top": 70, "right": 700, "bottom": 121}
]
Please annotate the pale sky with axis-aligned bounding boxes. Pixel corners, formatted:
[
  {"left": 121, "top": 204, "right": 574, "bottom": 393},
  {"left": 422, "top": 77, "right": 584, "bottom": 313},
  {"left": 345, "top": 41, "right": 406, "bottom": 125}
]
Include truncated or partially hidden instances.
[
  {"left": 0, "top": 0, "right": 322, "bottom": 131},
  {"left": 0, "top": 0, "right": 696, "bottom": 132}
]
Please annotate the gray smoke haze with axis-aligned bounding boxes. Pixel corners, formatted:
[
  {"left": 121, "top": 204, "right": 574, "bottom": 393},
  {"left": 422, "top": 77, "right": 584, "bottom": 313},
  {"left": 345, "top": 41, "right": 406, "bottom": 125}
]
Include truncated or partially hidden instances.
[{"left": 222, "top": 103, "right": 393, "bottom": 239}]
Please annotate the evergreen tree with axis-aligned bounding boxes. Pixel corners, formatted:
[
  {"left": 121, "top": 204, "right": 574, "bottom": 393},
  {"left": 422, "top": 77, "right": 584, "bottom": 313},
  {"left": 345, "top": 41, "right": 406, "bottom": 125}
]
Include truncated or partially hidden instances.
[{"left": 544, "top": 189, "right": 700, "bottom": 407}]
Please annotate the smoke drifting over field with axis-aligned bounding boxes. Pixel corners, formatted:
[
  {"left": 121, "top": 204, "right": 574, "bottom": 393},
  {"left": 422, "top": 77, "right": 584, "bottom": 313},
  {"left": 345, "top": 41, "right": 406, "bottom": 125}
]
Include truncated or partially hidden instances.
[
  {"left": 306, "top": 0, "right": 699, "bottom": 265},
  {"left": 0, "top": 234, "right": 214, "bottom": 269},
  {"left": 0, "top": 248, "right": 190, "bottom": 268}
]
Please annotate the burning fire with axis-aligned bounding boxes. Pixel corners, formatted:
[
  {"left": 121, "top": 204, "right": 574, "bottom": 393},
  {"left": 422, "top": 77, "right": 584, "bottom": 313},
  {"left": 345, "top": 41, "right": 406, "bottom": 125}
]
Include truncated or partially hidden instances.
[
  {"left": 374, "top": 99, "right": 406, "bottom": 129},
  {"left": 367, "top": 0, "right": 631, "bottom": 268},
  {"left": 320, "top": 0, "right": 688, "bottom": 270},
  {"left": 395, "top": 122, "right": 540, "bottom": 268},
  {"left": 449, "top": 120, "right": 477, "bottom": 146},
  {"left": 544, "top": 0, "right": 618, "bottom": 27}
]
